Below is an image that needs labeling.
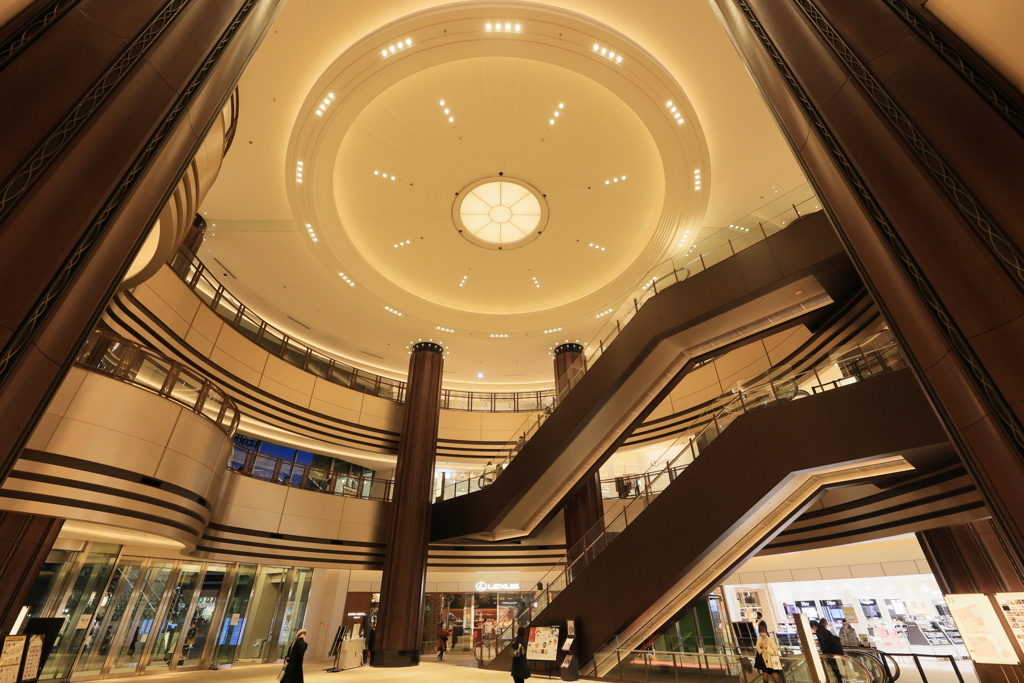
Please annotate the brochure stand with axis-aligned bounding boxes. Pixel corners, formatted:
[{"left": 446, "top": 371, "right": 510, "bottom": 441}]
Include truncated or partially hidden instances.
[{"left": 559, "top": 619, "right": 579, "bottom": 682}]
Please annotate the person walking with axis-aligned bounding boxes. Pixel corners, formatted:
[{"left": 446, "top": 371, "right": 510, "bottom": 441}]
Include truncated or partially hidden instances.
[
  {"left": 437, "top": 622, "right": 450, "bottom": 660},
  {"left": 280, "top": 629, "right": 307, "bottom": 683},
  {"left": 755, "top": 622, "right": 782, "bottom": 683},
  {"left": 811, "top": 619, "right": 844, "bottom": 683},
  {"left": 511, "top": 626, "right": 530, "bottom": 683}
]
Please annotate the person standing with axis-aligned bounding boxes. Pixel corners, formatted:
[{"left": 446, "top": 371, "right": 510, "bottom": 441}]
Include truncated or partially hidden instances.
[
  {"left": 755, "top": 622, "right": 782, "bottom": 683},
  {"left": 437, "top": 622, "right": 450, "bottom": 660},
  {"left": 838, "top": 619, "right": 858, "bottom": 648},
  {"left": 281, "top": 629, "right": 307, "bottom": 683},
  {"left": 811, "top": 619, "right": 844, "bottom": 683},
  {"left": 511, "top": 626, "right": 531, "bottom": 683}
]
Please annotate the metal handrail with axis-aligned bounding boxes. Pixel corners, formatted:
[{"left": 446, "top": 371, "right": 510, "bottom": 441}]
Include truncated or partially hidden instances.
[
  {"left": 226, "top": 447, "right": 393, "bottom": 501},
  {"left": 481, "top": 338, "right": 904, "bottom": 661},
  {"left": 435, "top": 184, "right": 822, "bottom": 501},
  {"left": 74, "top": 330, "right": 240, "bottom": 435},
  {"left": 581, "top": 648, "right": 877, "bottom": 683},
  {"left": 166, "top": 244, "right": 558, "bottom": 413}
]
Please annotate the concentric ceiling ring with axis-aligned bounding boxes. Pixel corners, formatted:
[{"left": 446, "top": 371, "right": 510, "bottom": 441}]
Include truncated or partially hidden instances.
[{"left": 453, "top": 177, "right": 548, "bottom": 250}]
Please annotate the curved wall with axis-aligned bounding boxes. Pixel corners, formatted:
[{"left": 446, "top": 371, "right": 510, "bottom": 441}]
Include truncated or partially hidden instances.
[{"left": 0, "top": 368, "right": 231, "bottom": 549}]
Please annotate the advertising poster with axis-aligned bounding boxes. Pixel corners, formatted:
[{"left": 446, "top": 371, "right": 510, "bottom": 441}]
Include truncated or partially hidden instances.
[
  {"left": 842, "top": 606, "right": 859, "bottom": 623},
  {"left": 946, "top": 594, "right": 1019, "bottom": 665},
  {"left": 995, "top": 593, "right": 1024, "bottom": 647},
  {"left": 527, "top": 625, "right": 560, "bottom": 661}
]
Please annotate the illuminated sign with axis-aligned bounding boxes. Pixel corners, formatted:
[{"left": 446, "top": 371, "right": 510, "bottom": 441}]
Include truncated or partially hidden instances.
[{"left": 475, "top": 581, "right": 521, "bottom": 591}]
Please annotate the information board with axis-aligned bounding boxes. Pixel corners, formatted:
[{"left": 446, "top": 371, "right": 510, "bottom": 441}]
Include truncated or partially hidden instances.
[
  {"left": 995, "top": 593, "right": 1024, "bottom": 648},
  {"left": 946, "top": 594, "right": 1019, "bottom": 665},
  {"left": 22, "top": 635, "right": 43, "bottom": 681},
  {"left": 0, "top": 635, "right": 25, "bottom": 683},
  {"left": 527, "top": 626, "right": 559, "bottom": 661}
]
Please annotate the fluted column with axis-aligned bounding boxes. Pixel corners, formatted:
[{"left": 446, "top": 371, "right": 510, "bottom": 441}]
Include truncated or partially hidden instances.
[
  {"left": 554, "top": 343, "right": 603, "bottom": 562},
  {"left": 709, "top": 0, "right": 1024, "bottom": 576},
  {"left": 372, "top": 342, "right": 444, "bottom": 667}
]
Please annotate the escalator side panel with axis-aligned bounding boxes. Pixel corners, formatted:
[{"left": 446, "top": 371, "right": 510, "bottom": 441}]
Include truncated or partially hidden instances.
[
  {"left": 432, "top": 213, "right": 854, "bottom": 542},
  {"left": 521, "top": 369, "right": 949, "bottom": 665}
]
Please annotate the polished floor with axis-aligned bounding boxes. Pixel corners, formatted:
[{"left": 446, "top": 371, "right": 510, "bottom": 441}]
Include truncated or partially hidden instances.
[{"left": 137, "top": 659, "right": 509, "bottom": 683}]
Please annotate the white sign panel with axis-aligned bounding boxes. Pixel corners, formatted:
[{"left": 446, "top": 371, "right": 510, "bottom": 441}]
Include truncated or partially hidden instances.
[
  {"left": 995, "top": 593, "right": 1024, "bottom": 648},
  {"left": 946, "top": 594, "right": 1019, "bottom": 665},
  {"left": 527, "top": 625, "right": 559, "bottom": 661}
]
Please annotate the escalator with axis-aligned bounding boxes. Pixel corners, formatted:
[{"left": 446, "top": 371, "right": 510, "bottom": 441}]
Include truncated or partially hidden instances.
[
  {"left": 483, "top": 365, "right": 950, "bottom": 676},
  {"left": 432, "top": 211, "right": 861, "bottom": 542}
]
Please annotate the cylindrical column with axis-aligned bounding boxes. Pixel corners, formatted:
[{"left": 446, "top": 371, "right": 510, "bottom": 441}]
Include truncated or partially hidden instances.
[
  {"left": 372, "top": 341, "right": 444, "bottom": 667},
  {"left": 553, "top": 343, "right": 586, "bottom": 396},
  {"left": 553, "top": 343, "right": 603, "bottom": 563}
]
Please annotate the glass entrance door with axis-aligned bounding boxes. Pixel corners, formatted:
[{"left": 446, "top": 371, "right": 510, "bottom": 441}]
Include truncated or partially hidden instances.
[
  {"left": 140, "top": 564, "right": 203, "bottom": 673},
  {"left": 236, "top": 567, "right": 289, "bottom": 664},
  {"left": 107, "top": 562, "right": 174, "bottom": 675},
  {"left": 69, "top": 559, "right": 144, "bottom": 679},
  {"left": 179, "top": 565, "right": 227, "bottom": 670}
]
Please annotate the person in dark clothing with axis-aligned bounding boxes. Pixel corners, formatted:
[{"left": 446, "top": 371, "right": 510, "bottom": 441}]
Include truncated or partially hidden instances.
[
  {"left": 281, "top": 629, "right": 307, "bottom": 683},
  {"left": 437, "top": 622, "right": 450, "bottom": 660},
  {"left": 811, "top": 620, "right": 844, "bottom": 683},
  {"left": 511, "top": 626, "right": 531, "bottom": 683},
  {"left": 363, "top": 624, "right": 375, "bottom": 665}
]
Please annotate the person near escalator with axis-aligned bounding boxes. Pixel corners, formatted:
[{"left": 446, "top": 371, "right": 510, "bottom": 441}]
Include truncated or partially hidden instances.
[
  {"left": 838, "top": 619, "right": 858, "bottom": 648},
  {"left": 811, "top": 619, "right": 844, "bottom": 683},
  {"left": 754, "top": 622, "right": 782, "bottom": 683},
  {"left": 510, "top": 626, "right": 531, "bottom": 683},
  {"left": 280, "top": 629, "right": 307, "bottom": 683}
]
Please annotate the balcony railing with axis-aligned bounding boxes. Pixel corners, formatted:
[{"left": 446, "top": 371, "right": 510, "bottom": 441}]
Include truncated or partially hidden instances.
[
  {"left": 435, "top": 184, "right": 822, "bottom": 501},
  {"left": 166, "top": 245, "right": 557, "bottom": 413},
  {"left": 75, "top": 330, "right": 240, "bottom": 435},
  {"left": 226, "top": 447, "right": 393, "bottom": 501}
]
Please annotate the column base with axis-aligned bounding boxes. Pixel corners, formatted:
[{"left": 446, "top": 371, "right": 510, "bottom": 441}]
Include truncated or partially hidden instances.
[{"left": 369, "top": 650, "right": 420, "bottom": 667}]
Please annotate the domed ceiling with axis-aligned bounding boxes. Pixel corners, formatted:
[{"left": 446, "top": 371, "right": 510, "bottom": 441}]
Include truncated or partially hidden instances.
[
  {"left": 196, "top": 0, "right": 807, "bottom": 389},
  {"left": 333, "top": 56, "right": 664, "bottom": 315}
]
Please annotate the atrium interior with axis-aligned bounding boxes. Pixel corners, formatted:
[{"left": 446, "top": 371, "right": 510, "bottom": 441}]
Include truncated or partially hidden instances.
[{"left": 1, "top": 1, "right": 1023, "bottom": 683}]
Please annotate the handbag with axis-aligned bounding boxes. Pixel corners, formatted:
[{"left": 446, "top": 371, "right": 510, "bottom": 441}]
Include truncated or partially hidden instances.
[{"left": 512, "top": 640, "right": 526, "bottom": 658}]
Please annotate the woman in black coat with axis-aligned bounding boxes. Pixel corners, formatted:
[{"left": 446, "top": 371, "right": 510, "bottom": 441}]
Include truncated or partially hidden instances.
[
  {"left": 511, "top": 626, "right": 531, "bottom": 683},
  {"left": 281, "top": 629, "right": 307, "bottom": 683}
]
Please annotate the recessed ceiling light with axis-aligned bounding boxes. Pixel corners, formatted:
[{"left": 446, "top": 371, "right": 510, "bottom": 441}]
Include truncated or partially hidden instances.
[
  {"left": 437, "top": 326, "right": 455, "bottom": 333},
  {"left": 549, "top": 119, "right": 554, "bottom": 125},
  {"left": 515, "top": 24, "right": 520, "bottom": 31},
  {"left": 405, "top": 39, "right": 412, "bottom": 46},
  {"left": 444, "top": 108, "right": 450, "bottom": 114},
  {"left": 384, "top": 306, "right": 402, "bottom": 316},
  {"left": 559, "top": 103, "right": 564, "bottom": 109},
  {"left": 449, "top": 117, "right": 454, "bottom": 122},
  {"left": 593, "top": 44, "right": 599, "bottom": 50},
  {"left": 666, "top": 101, "right": 673, "bottom": 107},
  {"left": 381, "top": 50, "right": 388, "bottom": 56},
  {"left": 440, "top": 100, "right": 445, "bottom": 105},
  {"left": 486, "top": 23, "right": 492, "bottom": 29},
  {"left": 477, "top": 372, "right": 484, "bottom": 378},
  {"left": 297, "top": 161, "right": 303, "bottom": 166},
  {"left": 389, "top": 45, "right": 395, "bottom": 53},
  {"left": 554, "top": 112, "right": 559, "bottom": 117}
]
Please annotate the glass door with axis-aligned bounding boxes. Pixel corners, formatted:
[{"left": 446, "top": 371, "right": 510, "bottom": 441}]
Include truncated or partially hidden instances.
[
  {"left": 140, "top": 563, "right": 203, "bottom": 673},
  {"left": 70, "top": 559, "right": 144, "bottom": 679},
  {"left": 236, "top": 567, "right": 289, "bottom": 663},
  {"left": 179, "top": 565, "right": 228, "bottom": 670},
  {"left": 275, "top": 568, "right": 313, "bottom": 661},
  {"left": 211, "top": 564, "right": 257, "bottom": 666},
  {"left": 106, "top": 562, "right": 173, "bottom": 675},
  {"left": 41, "top": 543, "right": 122, "bottom": 680}
]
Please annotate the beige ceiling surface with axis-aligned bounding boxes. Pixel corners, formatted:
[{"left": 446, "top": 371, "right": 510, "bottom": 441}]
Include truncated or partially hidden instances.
[
  {"left": 334, "top": 57, "right": 663, "bottom": 314},
  {"left": 199, "top": 0, "right": 805, "bottom": 388}
]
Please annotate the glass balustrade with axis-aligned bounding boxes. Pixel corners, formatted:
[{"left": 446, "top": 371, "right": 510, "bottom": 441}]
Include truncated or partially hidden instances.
[
  {"left": 75, "top": 330, "right": 240, "bottom": 435},
  {"left": 479, "top": 335, "right": 906, "bottom": 658},
  {"left": 226, "top": 447, "right": 394, "bottom": 502}
]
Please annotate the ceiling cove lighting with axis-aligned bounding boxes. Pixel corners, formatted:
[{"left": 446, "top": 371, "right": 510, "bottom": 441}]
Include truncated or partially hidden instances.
[
  {"left": 694, "top": 169, "right": 701, "bottom": 191},
  {"left": 665, "top": 100, "right": 684, "bottom": 125},
  {"left": 592, "top": 43, "right": 623, "bottom": 63},
  {"left": 338, "top": 273, "right": 355, "bottom": 286},
  {"left": 381, "top": 38, "right": 413, "bottom": 58},
  {"left": 588, "top": 243, "right": 605, "bottom": 251},
  {"left": 543, "top": 327, "right": 562, "bottom": 334},
  {"left": 295, "top": 161, "right": 303, "bottom": 183},
  {"left": 384, "top": 306, "right": 402, "bottom": 316},
  {"left": 596, "top": 308, "right": 613, "bottom": 318},
  {"left": 531, "top": 275, "right": 540, "bottom": 288},
  {"left": 490, "top": 333, "right": 509, "bottom": 338},
  {"left": 314, "top": 92, "right": 335, "bottom": 117},
  {"left": 458, "top": 274, "right": 468, "bottom": 287},
  {"left": 393, "top": 240, "right": 412, "bottom": 248},
  {"left": 485, "top": 22, "right": 522, "bottom": 32},
  {"left": 304, "top": 223, "right": 319, "bottom": 243},
  {"left": 436, "top": 326, "right": 455, "bottom": 333}
]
